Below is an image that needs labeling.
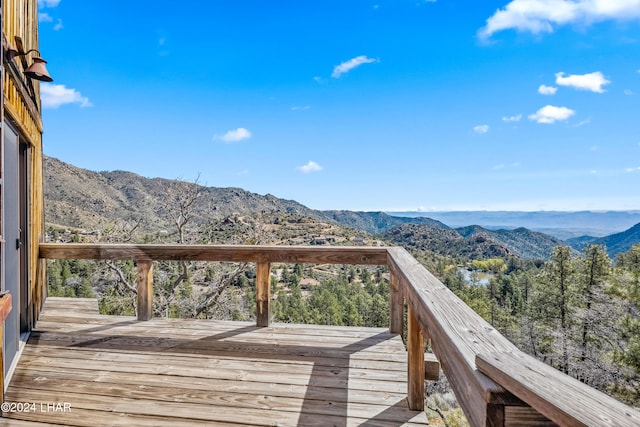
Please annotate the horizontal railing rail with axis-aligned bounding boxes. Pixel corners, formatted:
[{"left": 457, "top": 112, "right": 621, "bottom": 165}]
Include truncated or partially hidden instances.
[
  {"left": 38, "top": 243, "right": 640, "bottom": 427},
  {"left": 39, "top": 243, "right": 389, "bottom": 264}
]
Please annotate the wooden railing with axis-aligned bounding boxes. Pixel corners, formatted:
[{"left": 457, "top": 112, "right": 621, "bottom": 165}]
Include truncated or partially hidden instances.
[{"left": 39, "top": 243, "right": 640, "bottom": 427}]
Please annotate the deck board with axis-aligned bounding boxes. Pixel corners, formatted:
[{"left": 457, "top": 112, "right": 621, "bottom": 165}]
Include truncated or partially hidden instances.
[{"left": 4, "top": 297, "right": 428, "bottom": 426}]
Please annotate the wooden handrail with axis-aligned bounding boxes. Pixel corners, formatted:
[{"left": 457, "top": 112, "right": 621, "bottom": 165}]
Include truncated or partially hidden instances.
[
  {"left": 477, "top": 351, "right": 640, "bottom": 427},
  {"left": 387, "top": 247, "right": 524, "bottom": 424},
  {"left": 38, "top": 243, "right": 640, "bottom": 426},
  {"left": 39, "top": 243, "right": 390, "bottom": 323},
  {"left": 39, "top": 243, "right": 389, "bottom": 265}
]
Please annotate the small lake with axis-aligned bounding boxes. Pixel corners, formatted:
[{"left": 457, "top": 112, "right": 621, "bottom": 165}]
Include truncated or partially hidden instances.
[{"left": 458, "top": 268, "right": 492, "bottom": 286}]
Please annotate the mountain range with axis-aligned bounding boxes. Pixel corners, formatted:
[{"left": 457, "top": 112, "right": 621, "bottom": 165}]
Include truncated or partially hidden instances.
[
  {"left": 43, "top": 156, "right": 639, "bottom": 261},
  {"left": 389, "top": 210, "right": 640, "bottom": 239},
  {"left": 566, "top": 223, "right": 640, "bottom": 258}
]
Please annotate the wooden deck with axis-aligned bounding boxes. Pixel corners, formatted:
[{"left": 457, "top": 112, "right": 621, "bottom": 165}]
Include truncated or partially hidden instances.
[{"left": 3, "top": 297, "right": 429, "bottom": 426}]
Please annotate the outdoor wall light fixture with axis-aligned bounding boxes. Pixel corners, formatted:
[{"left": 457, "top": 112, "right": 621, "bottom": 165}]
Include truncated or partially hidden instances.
[{"left": 4, "top": 41, "right": 53, "bottom": 82}]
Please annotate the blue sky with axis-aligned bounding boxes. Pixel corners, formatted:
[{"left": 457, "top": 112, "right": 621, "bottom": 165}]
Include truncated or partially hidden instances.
[{"left": 37, "top": 0, "right": 640, "bottom": 212}]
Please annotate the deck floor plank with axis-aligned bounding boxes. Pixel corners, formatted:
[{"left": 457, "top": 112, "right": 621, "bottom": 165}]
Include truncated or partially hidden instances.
[{"left": 4, "top": 297, "right": 428, "bottom": 426}]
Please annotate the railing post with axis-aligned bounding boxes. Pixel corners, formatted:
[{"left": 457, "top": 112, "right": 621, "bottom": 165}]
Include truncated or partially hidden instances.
[
  {"left": 389, "top": 272, "right": 403, "bottom": 334},
  {"left": 407, "top": 306, "right": 425, "bottom": 410},
  {"left": 136, "top": 260, "right": 153, "bottom": 321},
  {"left": 256, "top": 261, "right": 271, "bottom": 327}
]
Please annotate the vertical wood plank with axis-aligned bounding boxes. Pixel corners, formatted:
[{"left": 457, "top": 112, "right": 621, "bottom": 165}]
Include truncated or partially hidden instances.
[
  {"left": 256, "top": 261, "right": 271, "bottom": 327},
  {"left": 136, "top": 260, "right": 153, "bottom": 321},
  {"left": 407, "top": 306, "right": 425, "bottom": 410},
  {"left": 389, "top": 272, "right": 403, "bottom": 334},
  {"left": 487, "top": 404, "right": 506, "bottom": 427}
]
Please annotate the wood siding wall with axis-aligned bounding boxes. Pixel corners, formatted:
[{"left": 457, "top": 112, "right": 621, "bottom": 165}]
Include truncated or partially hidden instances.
[{"left": 2, "top": 0, "right": 45, "bottom": 326}]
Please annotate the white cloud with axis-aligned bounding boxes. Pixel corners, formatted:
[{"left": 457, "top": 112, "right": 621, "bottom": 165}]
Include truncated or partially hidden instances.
[
  {"left": 479, "top": 0, "right": 640, "bottom": 39},
  {"left": 38, "top": 0, "right": 60, "bottom": 7},
  {"left": 473, "top": 124, "right": 490, "bottom": 134},
  {"left": 291, "top": 105, "right": 311, "bottom": 111},
  {"left": 215, "top": 128, "right": 252, "bottom": 143},
  {"left": 39, "top": 12, "right": 53, "bottom": 22},
  {"left": 555, "top": 71, "right": 610, "bottom": 93},
  {"left": 625, "top": 89, "right": 634, "bottom": 95},
  {"left": 331, "top": 56, "right": 377, "bottom": 78},
  {"left": 40, "top": 83, "right": 92, "bottom": 109},
  {"left": 538, "top": 84, "right": 557, "bottom": 95},
  {"left": 626, "top": 166, "right": 640, "bottom": 173},
  {"left": 492, "top": 164, "right": 505, "bottom": 170},
  {"left": 53, "top": 19, "right": 64, "bottom": 31},
  {"left": 528, "top": 105, "right": 575, "bottom": 124},
  {"left": 297, "top": 161, "right": 323, "bottom": 173},
  {"left": 502, "top": 114, "right": 522, "bottom": 122}
]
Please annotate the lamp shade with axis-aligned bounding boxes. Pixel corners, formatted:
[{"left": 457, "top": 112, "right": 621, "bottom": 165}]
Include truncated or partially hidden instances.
[{"left": 24, "top": 57, "right": 53, "bottom": 82}]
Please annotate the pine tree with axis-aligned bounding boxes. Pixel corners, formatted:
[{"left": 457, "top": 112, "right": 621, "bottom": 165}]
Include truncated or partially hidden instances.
[
  {"left": 531, "top": 246, "right": 575, "bottom": 374},
  {"left": 574, "top": 245, "right": 612, "bottom": 385}
]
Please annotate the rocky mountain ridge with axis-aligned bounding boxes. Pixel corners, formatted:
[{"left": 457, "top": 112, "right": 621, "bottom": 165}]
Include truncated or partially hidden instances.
[{"left": 44, "top": 156, "right": 639, "bottom": 260}]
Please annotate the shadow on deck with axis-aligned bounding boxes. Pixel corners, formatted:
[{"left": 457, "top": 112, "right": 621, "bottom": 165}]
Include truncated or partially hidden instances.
[{"left": 4, "top": 297, "right": 428, "bottom": 426}]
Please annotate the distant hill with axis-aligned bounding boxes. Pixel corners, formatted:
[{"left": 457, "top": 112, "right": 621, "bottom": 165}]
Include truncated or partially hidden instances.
[
  {"left": 381, "top": 223, "right": 567, "bottom": 261},
  {"left": 44, "top": 156, "right": 316, "bottom": 233},
  {"left": 380, "top": 224, "right": 511, "bottom": 260},
  {"left": 389, "top": 210, "right": 640, "bottom": 239},
  {"left": 566, "top": 223, "right": 640, "bottom": 258},
  {"left": 43, "top": 156, "right": 447, "bottom": 238},
  {"left": 457, "top": 226, "right": 571, "bottom": 260},
  {"left": 318, "top": 210, "right": 448, "bottom": 235}
]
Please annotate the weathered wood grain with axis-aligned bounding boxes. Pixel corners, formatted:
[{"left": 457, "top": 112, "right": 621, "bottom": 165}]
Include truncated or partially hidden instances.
[
  {"left": 504, "top": 406, "right": 557, "bottom": 427},
  {"left": 407, "top": 307, "right": 425, "bottom": 410},
  {"left": 389, "top": 272, "right": 403, "bottom": 334},
  {"left": 424, "top": 352, "right": 440, "bottom": 381},
  {"left": 39, "top": 243, "right": 389, "bottom": 265},
  {"left": 12, "top": 364, "right": 410, "bottom": 407},
  {"left": 388, "top": 247, "right": 521, "bottom": 426},
  {"left": 255, "top": 261, "right": 270, "bottom": 327},
  {"left": 477, "top": 351, "right": 640, "bottom": 427},
  {"left": 5, "top": 297, "right": 428, "bottom": 426},
  {"left": 43, "top": 297, "right": 99, "bottom": 312},
  {"left": 136, "top": 260, "right": 153, "bottom": 321}
]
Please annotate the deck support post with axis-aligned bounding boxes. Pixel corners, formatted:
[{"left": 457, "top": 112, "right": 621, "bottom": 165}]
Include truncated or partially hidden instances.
[
  {"left": 256, "top": 261, "right": 271, "bottom": 327},
  {"left": 136, "top": 260, "right": 153, "bottom": 321},
  {"left": 407, "top": 306, "right": 425, "bottom": 410},
  {"left": 389, "top": 272, "right": 403, "bottom": 334}
]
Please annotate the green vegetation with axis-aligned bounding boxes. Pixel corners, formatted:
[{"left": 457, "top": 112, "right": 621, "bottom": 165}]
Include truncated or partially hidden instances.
[
  {"left": 271, "top": 264, "right": 389, "bottom": 327},
  {"left": 437, "top": 243, "right": 640, "bottom": 404},
  {"left": 47, "top": 259, "right": 95, "bottom": 298}
]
